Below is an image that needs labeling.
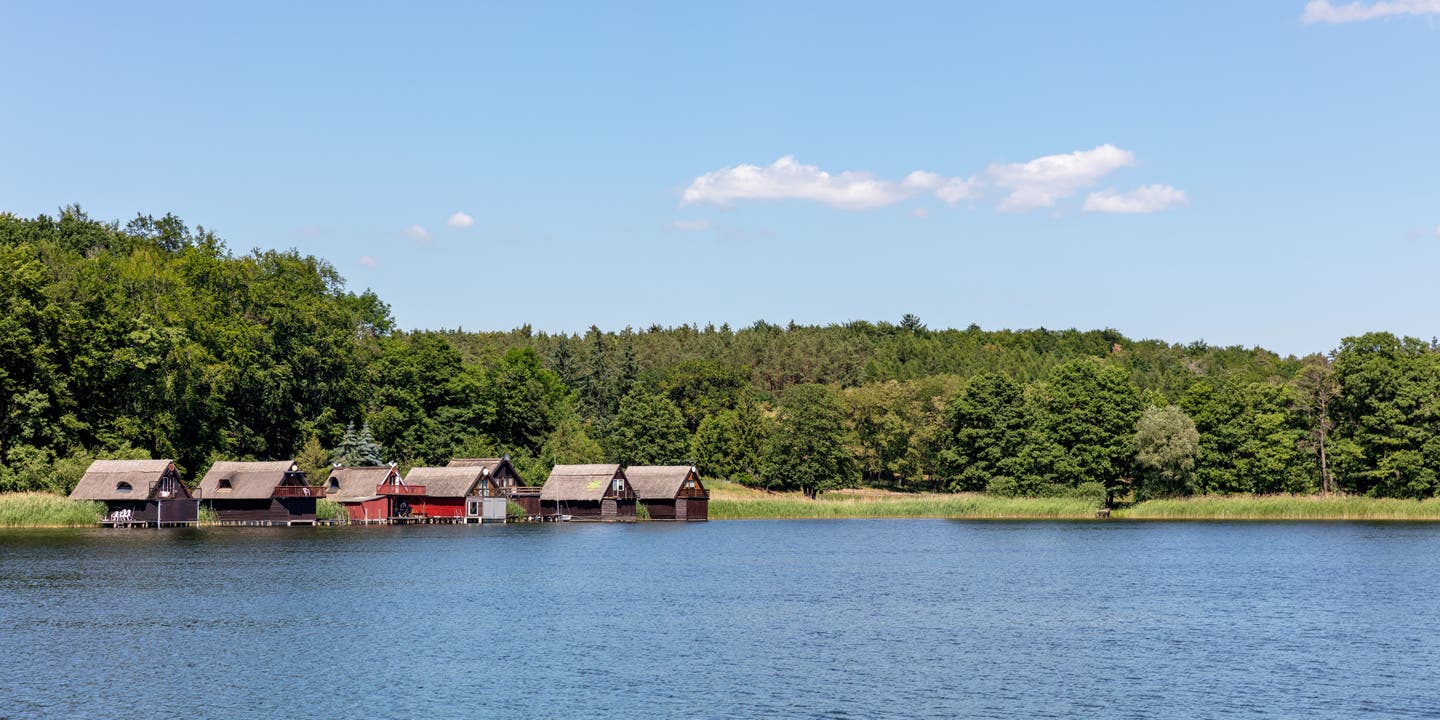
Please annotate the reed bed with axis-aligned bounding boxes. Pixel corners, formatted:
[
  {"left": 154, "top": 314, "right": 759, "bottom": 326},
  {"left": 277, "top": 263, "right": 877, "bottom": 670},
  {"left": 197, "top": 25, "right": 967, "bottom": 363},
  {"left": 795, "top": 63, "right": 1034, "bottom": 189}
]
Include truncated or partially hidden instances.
[
  {"left": 1117, "top": 494, "right": 1440, "bottom": 520},
  {"left": 709, "top": 493, "right": 1100, "bottom": 520},
  {"left": 316, "top": 499, "right": 348, "bottom": 523},
  {"left": 0, "top": 492, "right": 104, "bottom": 527}
]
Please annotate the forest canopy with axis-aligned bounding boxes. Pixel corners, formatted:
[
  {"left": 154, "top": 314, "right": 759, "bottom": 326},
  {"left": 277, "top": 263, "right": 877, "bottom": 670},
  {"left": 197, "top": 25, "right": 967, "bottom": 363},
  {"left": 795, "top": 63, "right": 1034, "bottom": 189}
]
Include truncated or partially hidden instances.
[{"left": 2, "top": 208, "right": 1435, "bottom": 501}]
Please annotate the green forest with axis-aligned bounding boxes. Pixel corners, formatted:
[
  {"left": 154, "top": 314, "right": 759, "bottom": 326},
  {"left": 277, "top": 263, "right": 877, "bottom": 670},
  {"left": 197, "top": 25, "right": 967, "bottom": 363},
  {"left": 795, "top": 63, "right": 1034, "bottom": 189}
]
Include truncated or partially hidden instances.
[{"left": 3, "top": 208, "right": 1438, "bottom": 503}]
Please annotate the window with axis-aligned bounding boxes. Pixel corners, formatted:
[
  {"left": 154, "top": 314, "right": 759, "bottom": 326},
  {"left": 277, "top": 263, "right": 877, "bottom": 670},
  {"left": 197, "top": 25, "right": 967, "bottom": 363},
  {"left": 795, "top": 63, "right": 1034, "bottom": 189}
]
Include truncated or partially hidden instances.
[
  {"left": 217, "top": 479, "right": 233, "bottom": 492},
  {"left": 613, "top": 478, "right": 625, "bottom": 494},
  {"left": 327, "top": 478, "right": 340, "bottom": 493},
  {"left": 115, "top": 482, "right": 133, "bottom": 494}
]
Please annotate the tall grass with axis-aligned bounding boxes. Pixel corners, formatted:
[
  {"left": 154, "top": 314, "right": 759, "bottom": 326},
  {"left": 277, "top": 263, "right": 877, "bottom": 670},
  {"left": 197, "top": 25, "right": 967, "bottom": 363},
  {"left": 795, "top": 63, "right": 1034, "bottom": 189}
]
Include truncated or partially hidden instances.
[
  {"left": 1118, "top": 494, "right": 1440, "bottom": 520},
  {"left": 710, "top": 493, "right": 1100, "bottom": 520},
  {"left": 316, "top": 498, "right": 348, "bottom": 523},
  {"left": 0, "top": 493, "right": 104, "bottom": 527}
]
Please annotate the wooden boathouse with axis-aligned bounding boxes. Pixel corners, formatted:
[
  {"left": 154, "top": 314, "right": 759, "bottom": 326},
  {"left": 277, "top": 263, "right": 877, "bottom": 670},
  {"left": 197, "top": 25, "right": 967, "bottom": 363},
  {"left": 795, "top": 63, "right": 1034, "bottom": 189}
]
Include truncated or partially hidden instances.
[
  {"left": 448, "top": 457, "right": 537, "bottom": 516},
  {"left": 322, "top": 465, "right": 401, "bottom": 524},
  {"left": 625, "top": 465, "right": 709, "bottom": 521},
  {"left": 540, "top": 464, "right": 636, "bottom": 521},
  {"left": 70, "top": 459, "right": 199, "bottom": 527},
  {"left": 402, "top": 466, "right": 507, "bottom": 523},
  {"left": 198, "top": 461, "right": 318, "bottom": 525}
]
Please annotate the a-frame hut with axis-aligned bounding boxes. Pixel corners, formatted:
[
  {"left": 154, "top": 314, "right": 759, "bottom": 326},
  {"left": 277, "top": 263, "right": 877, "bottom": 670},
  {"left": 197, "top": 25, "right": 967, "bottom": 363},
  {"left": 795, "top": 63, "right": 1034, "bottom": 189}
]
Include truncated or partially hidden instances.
[
  {"left": 448, "top": 456, "right": 536, "bottom": 515},
  {"left": 540, "top": 464, "right": 636, "bottom": 521},
  {"left": 198, "top": 460, "right": 316, "bottom": 526},
  {"left": 402, "top": 466, "right": 506, "bottom": 522},
  {"left": 70, "top": 459, "right": 198, "bottom": 527},
  {"left": 625, "top": 465, "right": 709, "bottom": 521},
  {"left": 322, "top": 465, "right": 402, "bottom": 524}
]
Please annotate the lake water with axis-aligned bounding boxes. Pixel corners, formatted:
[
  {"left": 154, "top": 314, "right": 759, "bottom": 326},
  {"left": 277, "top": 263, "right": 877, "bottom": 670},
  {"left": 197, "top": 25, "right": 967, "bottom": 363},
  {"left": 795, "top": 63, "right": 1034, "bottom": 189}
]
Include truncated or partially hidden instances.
[{"left": 2, "top": 520, "right": 1438, "bottom": 719}]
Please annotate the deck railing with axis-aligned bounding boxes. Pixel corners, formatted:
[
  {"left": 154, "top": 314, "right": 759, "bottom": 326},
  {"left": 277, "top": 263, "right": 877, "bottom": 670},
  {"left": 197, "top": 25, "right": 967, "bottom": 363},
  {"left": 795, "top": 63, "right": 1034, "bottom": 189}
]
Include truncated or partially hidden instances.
[
  {"left": 377, "top": 483, "right": 426, "bottom": 496},
  {"left": 272, "top": 485, "right": 321, "bottom": 498}
]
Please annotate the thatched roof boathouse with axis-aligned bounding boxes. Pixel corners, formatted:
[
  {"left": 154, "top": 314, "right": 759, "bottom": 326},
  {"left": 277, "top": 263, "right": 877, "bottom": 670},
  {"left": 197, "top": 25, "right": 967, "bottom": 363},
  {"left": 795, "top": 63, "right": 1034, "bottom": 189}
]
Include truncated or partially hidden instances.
[
  {"left": 402, "top": 466, "right": 506, "bottom": 523},
  {"left": 540, "top": 464, "right": 636, "bottom": 521},
  {"left": 198, "top": 460, "right": 316, "bottom": 526},
  {"left": 625, "top": 465, "right": 709, "bottom": 521},
  {"left": 322, "top": 465, "right": 401, "bottom": 524},
  {"left": 70, "top": 459, "right": 198, "bottom": 527},
  {"left": 448, "top": 456, "right": 535, "bottom": 516}
]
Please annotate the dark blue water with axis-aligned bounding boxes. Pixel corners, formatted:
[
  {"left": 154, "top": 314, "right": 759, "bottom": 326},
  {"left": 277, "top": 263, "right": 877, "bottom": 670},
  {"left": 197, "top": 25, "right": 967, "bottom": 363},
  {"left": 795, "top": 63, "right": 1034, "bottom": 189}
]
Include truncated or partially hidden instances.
[{"left": 2, "top": 520, "right": 1439, "bottom": 719}]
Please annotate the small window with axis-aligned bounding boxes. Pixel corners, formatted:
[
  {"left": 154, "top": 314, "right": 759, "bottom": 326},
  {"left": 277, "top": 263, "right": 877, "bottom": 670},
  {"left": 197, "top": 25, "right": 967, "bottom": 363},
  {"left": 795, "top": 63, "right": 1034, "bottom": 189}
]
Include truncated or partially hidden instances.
[
  {"left": 115, "top": 481, "right": 133, "bottom": 494},
  {"left": 327, "top": 478, "right": 340, "bottom": 493},
  {"left": 217, "top": 479, "right": 233, "bottom": 492},
  {"left": 614, "top": 478, "right": 625, "bottom": 494}
]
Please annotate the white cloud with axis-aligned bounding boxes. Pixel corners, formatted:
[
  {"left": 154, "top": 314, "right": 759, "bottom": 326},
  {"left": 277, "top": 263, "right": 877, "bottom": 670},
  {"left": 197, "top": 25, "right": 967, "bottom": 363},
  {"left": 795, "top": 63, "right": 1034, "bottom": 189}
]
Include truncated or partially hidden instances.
[
  {"left": 984, "top": 144, "right": 1135, "bottom": 212},
  {"left": 403, "top": 225, "right": 431, "bottom": 244},
  {"left": 447, "top": 211, "right": 475, "bottom": 229},
  {"left": 1302, "top": 0, "right": 1440, "bottom": 23},
  {"left": 902, "top": 171, "right": 944, "bottom": 190},
  {"left": 1083, "top": 185, "right": 1190, "bottom": 214},
  {"left": 911, "top": 207, "right": 930, "bottom": 219},
  {"left": 1435, "top": 224, "right": 1440, "bottom": 239},
  {"left": 681, "top": 144, "right": 1176, "bottom": 215},
  {"left": 672, "top": 219, "right": 713, "bottom": 231},
  {"left": 359, "top": 255, "right": 377, "bottom": 267},
  {"left": 935, "top": 178, "right": 981, "bottom": 206},
  {"left": 681, "top": 156, "right": 911, "bottom": 210}
]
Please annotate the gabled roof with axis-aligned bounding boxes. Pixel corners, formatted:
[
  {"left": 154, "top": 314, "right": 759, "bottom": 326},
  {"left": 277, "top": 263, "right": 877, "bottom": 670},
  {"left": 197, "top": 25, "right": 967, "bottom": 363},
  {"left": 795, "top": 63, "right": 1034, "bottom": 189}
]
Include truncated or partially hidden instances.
[
  {"left": 403, "top": 466, "right": 485, "bottom": 497},
  {"left": 541, "top": 464, "right": 623, "bottom": 501},
  {"left": 198, "top": 460, "right": 301, "bottom": 500},
  {"left": 324, "top": 466, "right": 399, "bottom": 501},
  {"left": 69, "top": 459, "right": 178, "bottom": 501},
  {"left": 625, "top": 465, "right": 700, "bottom": 500}
]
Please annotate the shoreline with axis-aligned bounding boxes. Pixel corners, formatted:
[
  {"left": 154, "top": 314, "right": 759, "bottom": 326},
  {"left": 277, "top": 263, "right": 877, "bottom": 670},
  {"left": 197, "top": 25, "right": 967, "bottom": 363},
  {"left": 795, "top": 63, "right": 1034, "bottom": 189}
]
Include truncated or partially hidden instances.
[{"left": 7, "top": 491, "right": 1440, "bottom": 527}]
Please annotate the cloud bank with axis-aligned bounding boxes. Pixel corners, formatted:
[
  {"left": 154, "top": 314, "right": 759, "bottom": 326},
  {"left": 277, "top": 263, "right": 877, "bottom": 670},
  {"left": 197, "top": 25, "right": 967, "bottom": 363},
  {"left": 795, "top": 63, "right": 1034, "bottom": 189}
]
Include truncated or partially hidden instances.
[
  {"left": 1302, "top": 0, "right": 1440, "bottom": 23},
  {"left": 681, "top": 145, "right": 1182, "bottom": 215}
]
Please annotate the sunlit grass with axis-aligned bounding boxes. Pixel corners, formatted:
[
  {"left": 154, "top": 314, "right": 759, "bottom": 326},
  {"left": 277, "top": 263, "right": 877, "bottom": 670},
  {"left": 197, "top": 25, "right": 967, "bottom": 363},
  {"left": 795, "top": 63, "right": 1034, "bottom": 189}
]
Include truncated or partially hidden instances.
[
  {"left": 709, "top": 492, "right": 1100, "bottom": 520},
  {"left": 1116, "top": 494, "right": 1440, "bottom": 520},
  {"left": 0, "top": 492, "right": 104, "bottom": 527}
]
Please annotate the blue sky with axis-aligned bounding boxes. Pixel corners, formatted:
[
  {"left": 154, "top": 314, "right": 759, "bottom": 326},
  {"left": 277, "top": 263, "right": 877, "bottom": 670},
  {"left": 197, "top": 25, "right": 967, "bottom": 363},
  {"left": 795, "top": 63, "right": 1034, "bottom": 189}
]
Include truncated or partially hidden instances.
[{"left": 2, "top": 1, "right": 1437, "bottom": 355}]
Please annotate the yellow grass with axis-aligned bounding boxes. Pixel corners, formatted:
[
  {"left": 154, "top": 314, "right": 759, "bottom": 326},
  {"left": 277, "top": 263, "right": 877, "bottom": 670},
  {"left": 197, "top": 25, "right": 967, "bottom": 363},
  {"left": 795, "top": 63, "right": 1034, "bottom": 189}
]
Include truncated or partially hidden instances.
[{"left": 0, "top": 492, "right": 104, "bottom": 527}]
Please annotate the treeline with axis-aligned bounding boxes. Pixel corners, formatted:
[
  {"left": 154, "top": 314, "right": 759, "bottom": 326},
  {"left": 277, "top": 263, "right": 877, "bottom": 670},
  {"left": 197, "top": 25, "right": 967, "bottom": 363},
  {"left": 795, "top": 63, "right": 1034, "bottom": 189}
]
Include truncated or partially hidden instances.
[{"left": 2, "top": 208, "right": 1438, "bottom": 500}]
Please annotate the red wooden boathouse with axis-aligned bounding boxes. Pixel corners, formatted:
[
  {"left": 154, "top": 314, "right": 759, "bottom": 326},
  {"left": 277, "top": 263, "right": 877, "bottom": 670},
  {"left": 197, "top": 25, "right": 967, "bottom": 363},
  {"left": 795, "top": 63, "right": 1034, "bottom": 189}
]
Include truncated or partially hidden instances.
[{"left": 323, "top": 465, "right": 403, "bottom": 524}]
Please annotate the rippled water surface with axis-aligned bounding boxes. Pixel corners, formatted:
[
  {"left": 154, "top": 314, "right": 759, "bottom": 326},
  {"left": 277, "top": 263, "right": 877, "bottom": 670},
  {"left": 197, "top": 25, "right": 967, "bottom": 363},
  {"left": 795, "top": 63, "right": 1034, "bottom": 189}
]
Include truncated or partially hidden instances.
[{"left": 3, "top": 520, "right": 1439, "bottom": 719}]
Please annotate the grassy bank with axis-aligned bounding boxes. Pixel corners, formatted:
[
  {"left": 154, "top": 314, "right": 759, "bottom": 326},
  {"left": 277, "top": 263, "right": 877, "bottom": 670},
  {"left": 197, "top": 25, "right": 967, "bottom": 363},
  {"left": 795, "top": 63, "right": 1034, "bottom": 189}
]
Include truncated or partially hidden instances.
[
  {"left": 707, "top": 482, "right": 1440, "bottom": 521},
  {"left": 707, "top": 482, "right": 1099, "bottom": 520},
  {"left": 1115, "top": 494, "right": 1440, "bottom": 520},
  {"left": 0, "top": 493, "right": 104, "bottom": 527}
]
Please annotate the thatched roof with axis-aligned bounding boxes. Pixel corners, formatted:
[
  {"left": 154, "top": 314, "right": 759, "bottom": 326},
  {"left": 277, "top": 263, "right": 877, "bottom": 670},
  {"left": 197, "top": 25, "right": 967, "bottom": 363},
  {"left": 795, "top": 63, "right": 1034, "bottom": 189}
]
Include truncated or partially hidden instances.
[
  {"left": 447, "top": 457, "right": 503, "bottom": 471},
  {"left": 625, "top": 465, "right": 700, "bottom": 500},
  {"left": 198, "top": 461, "right": 300, "bottom": 500},
  {"left": 541, "top": 464, "right": 622, "bottom": 501},
  {"left": 70, "top": 459, "right": 177, "bottom": 501},
  {"left": 324, "top": 466, "right": 399, "bottom": 501},
  {"left": 403, "top": 466, "right": 484, "bottom": 497}
]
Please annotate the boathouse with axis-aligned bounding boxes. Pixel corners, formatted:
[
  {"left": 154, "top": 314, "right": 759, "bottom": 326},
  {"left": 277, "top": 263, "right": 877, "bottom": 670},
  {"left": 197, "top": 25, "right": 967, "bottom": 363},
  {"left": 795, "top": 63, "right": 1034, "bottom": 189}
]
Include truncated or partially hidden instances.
[
  {"left": 540, "top": 464, "right": 636, "bottom": 521},
  {"left": 198, "top": 461, "right": 317, "bottom": 525},
  {"left": 448, "top": 457, "right": 537, "bottom": 515},
  {"left": 402, "top": 466, "right": 506, "bottom": 522},
  {"left": 69, "top": 459, "right": 198, "bottom": 527},
  {"left": 625, "top": 465, "right": 709, "bottom": 521},
  {"left": 322, "top": 465, "right": 401, "bottom": 524}
]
